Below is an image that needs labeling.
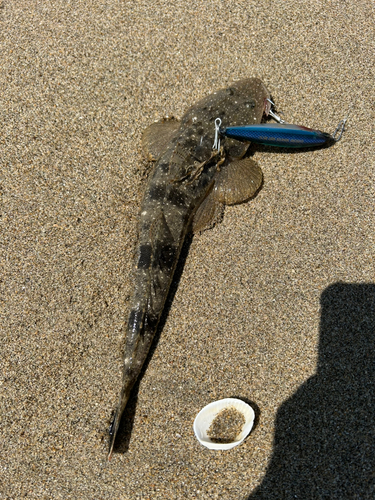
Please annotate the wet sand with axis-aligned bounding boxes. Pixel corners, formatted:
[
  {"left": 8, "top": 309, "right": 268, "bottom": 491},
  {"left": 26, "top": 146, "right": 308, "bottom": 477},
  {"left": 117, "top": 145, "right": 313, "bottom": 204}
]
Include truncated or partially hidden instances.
[{"left": 1, "top": 1, "right": 374, "bottom": 498}]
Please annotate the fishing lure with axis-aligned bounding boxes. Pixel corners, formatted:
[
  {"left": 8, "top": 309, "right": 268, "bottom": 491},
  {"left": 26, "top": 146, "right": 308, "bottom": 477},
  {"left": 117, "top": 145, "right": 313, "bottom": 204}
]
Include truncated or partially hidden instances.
[
  {"left": 220, "top": 122, "right": 346, "bottom": 148},
  {"left": 214, "top": 100, "right": 348, "bottom": 149}
]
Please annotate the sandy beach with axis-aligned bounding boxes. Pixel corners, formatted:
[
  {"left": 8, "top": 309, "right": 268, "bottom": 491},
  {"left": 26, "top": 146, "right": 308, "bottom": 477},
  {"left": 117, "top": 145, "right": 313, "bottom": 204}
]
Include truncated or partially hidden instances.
[{"left": 1, "top": 1, "right": 374, "bottom": 498}]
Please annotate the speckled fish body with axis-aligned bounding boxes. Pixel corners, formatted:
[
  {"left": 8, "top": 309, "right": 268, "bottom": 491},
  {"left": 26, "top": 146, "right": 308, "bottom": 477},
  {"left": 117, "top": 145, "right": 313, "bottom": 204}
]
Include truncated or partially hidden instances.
[
  {"left": 222, "top": 123, "right": 335, "bottom": 148},
  {"left": 108, "top": 78, "right": 270, "bottom": 458}
]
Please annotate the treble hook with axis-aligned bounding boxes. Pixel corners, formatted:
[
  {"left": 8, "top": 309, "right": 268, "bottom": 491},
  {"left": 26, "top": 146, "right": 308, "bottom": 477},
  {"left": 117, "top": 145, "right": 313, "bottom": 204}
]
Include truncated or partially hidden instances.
[
  {"left": 331, "top": 105, "right": 353, "bottom": 142},
  {"left": 266, "top": 98, "right": 285, "bottom": 124},
  {"left": 213, "top": 117, "right": 222, "bottom": 151}
]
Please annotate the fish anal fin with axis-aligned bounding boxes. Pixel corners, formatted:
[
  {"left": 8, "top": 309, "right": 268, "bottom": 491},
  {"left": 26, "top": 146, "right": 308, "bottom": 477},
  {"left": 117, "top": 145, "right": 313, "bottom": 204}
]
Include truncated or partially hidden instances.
[
  {"left": 192, "top": 189, "right": 224, "bottom": 233},
  {"left": 141, "top": 117, "right": 180, "bottom": 161},
  {"left": 213, "top": 158, "right": 263, "bottom": 206}
]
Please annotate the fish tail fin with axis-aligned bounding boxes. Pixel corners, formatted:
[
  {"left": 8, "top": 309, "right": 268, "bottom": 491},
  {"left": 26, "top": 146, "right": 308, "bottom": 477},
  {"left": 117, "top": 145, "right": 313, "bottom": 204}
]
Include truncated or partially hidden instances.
[
  {"left": 107, "top": 381, "right": 133, "bottom": 460},
  {"left": 108, "top": 304, "right": 158, "bottom": 460},
  {"left": 108, "top": 410, "right": 121, "bottom": 460}
]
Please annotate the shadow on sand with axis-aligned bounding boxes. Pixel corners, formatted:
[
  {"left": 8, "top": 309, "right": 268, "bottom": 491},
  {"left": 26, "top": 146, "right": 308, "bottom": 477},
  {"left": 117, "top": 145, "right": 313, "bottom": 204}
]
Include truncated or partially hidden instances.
[{"left": 248, "top": 282, "right": 375, "bottom": 499}]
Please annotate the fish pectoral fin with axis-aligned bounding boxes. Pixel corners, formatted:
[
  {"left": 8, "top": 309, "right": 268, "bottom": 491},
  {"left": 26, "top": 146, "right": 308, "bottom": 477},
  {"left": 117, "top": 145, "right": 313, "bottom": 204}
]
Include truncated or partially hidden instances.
[
  {"left": 213, "top": 157, "right": 263, "bottom": 205},
  {"left": 192, "top": 189, "right": 224, "bottom": 233},
  {"left": 141, "top": 117, "right": 180, "bottom": 161}
]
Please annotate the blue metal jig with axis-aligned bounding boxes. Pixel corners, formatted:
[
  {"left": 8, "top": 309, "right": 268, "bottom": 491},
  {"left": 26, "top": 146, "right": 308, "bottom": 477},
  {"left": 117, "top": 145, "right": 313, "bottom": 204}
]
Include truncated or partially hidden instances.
[
  {"left": 221, "top": 123, "right": 337, "bottom": 148},
  {"left": 219, "top": 99, "right": 349, "bottom": 148}
]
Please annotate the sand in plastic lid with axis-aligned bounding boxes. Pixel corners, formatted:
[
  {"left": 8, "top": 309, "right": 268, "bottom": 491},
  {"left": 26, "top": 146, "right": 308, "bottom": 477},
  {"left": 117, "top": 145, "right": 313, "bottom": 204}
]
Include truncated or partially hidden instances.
[{"left": 193, "top": 398, "right": 255, "bottom": 450}]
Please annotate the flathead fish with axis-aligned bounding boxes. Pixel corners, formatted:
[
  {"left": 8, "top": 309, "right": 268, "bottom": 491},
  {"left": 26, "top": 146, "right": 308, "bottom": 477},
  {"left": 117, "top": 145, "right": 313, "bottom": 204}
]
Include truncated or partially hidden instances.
[{"left": 108, "top": 78, "right": 271, "bottom": 458}]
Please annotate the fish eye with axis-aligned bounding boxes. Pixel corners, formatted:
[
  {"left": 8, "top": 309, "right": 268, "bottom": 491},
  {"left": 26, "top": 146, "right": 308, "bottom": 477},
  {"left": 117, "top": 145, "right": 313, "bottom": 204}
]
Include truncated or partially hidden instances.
[{"left": 245, "top": 100, "right": 256, "bottom": 109}]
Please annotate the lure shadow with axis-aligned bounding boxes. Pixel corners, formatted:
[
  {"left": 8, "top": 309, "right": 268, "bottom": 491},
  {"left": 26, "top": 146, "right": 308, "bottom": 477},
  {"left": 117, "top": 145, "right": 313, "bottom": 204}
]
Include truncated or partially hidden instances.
[
  {"left": 249, "top": 140, "right": 335, "bottom": 156},
  {"left": 111, "top": 234, "right": 194, "bottom": 455}
]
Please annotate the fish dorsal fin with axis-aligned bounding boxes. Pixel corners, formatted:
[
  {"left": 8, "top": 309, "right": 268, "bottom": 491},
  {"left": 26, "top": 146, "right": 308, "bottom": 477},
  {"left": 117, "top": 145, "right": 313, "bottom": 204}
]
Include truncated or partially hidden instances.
[
  {"left": 213, "top": 158, "right": 263, "bottom": 205},
  {"left": 141, "top": 118, "right": 180, "bottom": 161},
  {"left": 192, "top": 189, "right": 224, "bottom": 233}
]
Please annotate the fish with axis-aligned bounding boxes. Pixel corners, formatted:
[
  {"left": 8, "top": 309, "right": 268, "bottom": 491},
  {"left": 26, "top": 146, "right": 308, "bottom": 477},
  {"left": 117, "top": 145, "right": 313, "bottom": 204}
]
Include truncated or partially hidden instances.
[{"left": 108, "top": 77, "right": 271, "bottom": 459}]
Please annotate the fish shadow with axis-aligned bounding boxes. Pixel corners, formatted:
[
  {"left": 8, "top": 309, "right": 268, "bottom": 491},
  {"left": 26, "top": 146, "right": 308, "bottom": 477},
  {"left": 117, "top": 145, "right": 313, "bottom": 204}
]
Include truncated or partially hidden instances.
[
  {"left": 113, "top": 234, "right": 194, "bottom": 454},
  {"left": 247, "top": 282, "right": 375, "bottom": 499}
]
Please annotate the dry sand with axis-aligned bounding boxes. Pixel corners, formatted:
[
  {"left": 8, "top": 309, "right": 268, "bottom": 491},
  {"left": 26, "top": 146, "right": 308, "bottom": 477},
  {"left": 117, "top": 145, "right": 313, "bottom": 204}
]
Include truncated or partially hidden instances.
[{"left": 1, "top": 1, "right": 374, "bottom": 498}]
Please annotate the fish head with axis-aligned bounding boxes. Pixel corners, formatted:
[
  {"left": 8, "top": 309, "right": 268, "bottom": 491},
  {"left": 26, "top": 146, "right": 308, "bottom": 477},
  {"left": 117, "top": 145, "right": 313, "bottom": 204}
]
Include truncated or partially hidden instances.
[{"left": 180, "top": 78, "right": 271, "bottom": 161}]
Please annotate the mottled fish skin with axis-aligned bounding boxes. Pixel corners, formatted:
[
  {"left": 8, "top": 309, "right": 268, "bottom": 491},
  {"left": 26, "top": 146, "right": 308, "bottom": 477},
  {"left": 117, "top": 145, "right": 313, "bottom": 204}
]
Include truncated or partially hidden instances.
[{"left": 108, "top": 78, "right": 270, "bottom": 458}]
